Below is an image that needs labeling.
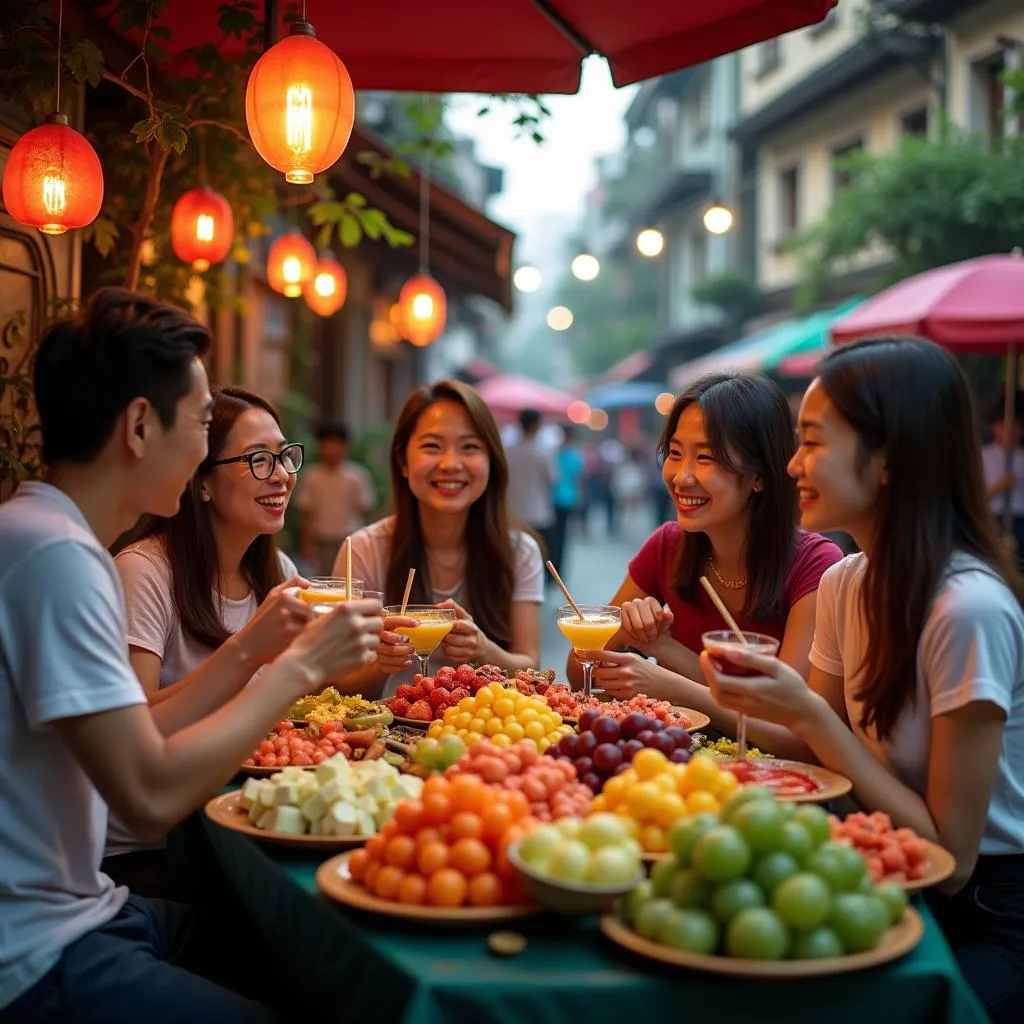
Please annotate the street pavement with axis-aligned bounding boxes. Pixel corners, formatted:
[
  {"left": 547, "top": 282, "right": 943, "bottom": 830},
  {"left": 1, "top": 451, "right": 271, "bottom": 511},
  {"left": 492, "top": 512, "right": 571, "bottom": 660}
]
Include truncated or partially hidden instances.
[{"left": 539, "top": 508, "right": 661, "bottom": 672}]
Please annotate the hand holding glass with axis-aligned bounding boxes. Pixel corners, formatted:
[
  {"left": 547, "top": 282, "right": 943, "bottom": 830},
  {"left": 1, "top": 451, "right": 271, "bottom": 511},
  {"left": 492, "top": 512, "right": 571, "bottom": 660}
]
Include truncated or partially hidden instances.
[{"left": 383, "top": 604, "right": 457, "bottom": 677}]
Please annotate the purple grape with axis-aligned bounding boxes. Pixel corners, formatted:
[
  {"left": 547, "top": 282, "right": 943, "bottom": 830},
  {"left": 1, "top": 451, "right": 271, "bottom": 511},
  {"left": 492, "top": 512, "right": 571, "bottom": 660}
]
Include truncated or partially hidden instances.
[
  {"left": 614, "top": 761, "right": 632, "bottom": 775},
  {"left": 620, "top": 712, "right": 649, "bottom": 740},
  {"left": 648, "top": 732, "right": 676, "bottom": 756},
  {"left": 574, "top": 756, "right": 594, "bottom": 777},
  {"left": 647, "top": 718, "right": 665, "bottom": 732},
  {"left": 665, "top": 726, "right": 691, "bottom": 749},
  {"left": 636, "top": 730, "right": 656, "bottom": 747},
  {"left": 620, "top": 739, "right": 644, "bottom": 761},
  {"left": 593, "top": 742, "right": 623, "bottom": 774},
  {"left": 578, "top": 708, "right": 603, "bottom": 733},
  {"left": 576, "top": 732, "right": 598, "bottom": 757},
  {"left": 591, "top": 716, "right": 621, "bottom": 744},
  {"left": 582, "top": 772, "right": 603, "bottom": 794},
  {"left": 558, "top": 733, "right": 579, "bottom": 758},
  {"left": 669, "top": 748, "right": 691, "bottom": 764}
]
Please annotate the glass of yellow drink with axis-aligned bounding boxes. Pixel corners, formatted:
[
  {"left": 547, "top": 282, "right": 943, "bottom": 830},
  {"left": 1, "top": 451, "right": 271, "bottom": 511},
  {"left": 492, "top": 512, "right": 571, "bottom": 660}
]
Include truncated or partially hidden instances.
[
  {"left": 383, "top": 604, "right": 457, "bottom": 677},
  {"left": 557, "top": 603, "right": 621, "bottom": 698},
  {"left": 299, "top": 576, "right": 365, "bottom": 606}
]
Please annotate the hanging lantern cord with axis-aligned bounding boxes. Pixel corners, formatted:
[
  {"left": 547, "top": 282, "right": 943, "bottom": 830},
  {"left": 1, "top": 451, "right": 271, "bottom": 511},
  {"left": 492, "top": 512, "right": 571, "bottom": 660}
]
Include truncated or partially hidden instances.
[
  {"left": 55, "top": 0, "right": 64, "bottom": 114},
  {"left": 198, "top": 127, "right": 207, "bottom": 187},
  {"left": 419, "top": 96, "right": 430, "bottom": 275}
]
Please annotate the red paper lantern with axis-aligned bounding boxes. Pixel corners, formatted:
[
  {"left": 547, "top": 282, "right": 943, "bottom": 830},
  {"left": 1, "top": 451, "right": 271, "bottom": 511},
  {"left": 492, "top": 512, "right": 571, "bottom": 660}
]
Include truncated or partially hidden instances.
[
  {"left": 304, "top": 253, "right": 347, "bottom": 316},
  {"left": 2, "top": 113, "right": 103, "bottom": 235},
  {"left": 170, "top": 187, "right": 234, "bottom": 272},
  {"left": 267, "top": 231, "right": 316, "bottom": 297},
  {"left": 244, "top": 21, "right": 355, "bottom": 185},
  {"left": 398, "top": 273, "right": 447, "bottom": 347}
]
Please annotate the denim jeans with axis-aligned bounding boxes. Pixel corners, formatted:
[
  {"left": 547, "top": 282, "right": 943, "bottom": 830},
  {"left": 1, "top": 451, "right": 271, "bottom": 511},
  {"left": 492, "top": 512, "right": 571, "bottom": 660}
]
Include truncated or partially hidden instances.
[
  {"left": 926, "top": 853, "right": 1024, "bottom": 1023},
  {"left": 0, "top": 895, "right": 275, "bottom": 1024}
]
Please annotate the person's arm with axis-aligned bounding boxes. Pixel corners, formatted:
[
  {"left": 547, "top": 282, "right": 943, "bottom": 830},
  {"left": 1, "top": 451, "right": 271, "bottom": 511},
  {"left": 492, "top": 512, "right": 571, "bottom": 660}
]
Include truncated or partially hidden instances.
[{"left": 54, "top": 598, "right": 383, "bottom": 842}]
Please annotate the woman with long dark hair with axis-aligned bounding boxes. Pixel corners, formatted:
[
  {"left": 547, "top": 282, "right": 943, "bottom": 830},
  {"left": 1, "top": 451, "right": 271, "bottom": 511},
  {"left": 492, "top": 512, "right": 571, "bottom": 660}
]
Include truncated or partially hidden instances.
[
  {"left": 334, "top": 380, "right": 543, "bottom": 697},
  {"left": 574, "top": 374, "right": 842, "bottom": 735},
  {"left": 703, "top": 338, "right": 1024, "bottom": 1021},
  {"left": 105, "top": 386, "right": 312, "bottom": 888}
]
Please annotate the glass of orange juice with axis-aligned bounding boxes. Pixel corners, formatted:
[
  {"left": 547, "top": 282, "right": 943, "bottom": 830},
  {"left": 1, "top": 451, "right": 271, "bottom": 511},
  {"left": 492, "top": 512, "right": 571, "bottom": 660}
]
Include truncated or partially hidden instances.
[
  {"left": 300, "top": 576, "right": 365, "bottom": 608},
  {"left": 384, "top": 604, "right": 457, "bottom": 678},
  {"left": 557, "top": 603, "right": 621, "bottom": 698}
]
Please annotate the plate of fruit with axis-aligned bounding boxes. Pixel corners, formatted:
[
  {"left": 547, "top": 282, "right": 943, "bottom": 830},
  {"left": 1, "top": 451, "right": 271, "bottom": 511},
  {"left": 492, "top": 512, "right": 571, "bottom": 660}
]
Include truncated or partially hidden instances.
[
  {"left": 600, "top": 788, "right": 924, "bottom": 977},
  {"left": 717, "top": 758, "right": 851, "bottom": 803},
  {"left": 316, "top": 768, "right": 549, "bottom": 923},
  {"left": 240, "top": 720, "right": 386, "bottom": 775},
  {"left": 207, "top": 755, "right": 424, "bottom": 850},
  {"left": 829, "top": 811, "right": 955, "bottom": 892}
]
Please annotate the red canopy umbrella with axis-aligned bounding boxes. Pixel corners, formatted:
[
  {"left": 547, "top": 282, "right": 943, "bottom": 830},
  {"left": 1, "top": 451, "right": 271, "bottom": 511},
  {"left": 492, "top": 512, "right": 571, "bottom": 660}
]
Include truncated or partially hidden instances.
[
  {"left": 777, "top": 350, "right": 820, "bottom": 379},
  {"left": 90, "top": 0, "right": 838, "bottom": 94},
  {"left": 830, "top": 251, "right": 1024, "bottom": 529},
  {"left": 474, "top": 373, "right": 577, "bottom": 419}
]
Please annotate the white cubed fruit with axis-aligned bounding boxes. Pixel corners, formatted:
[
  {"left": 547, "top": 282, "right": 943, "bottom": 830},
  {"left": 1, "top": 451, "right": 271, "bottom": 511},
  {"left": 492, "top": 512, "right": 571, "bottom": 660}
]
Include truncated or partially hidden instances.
[
  {"left": 239, "top": 778, "right": 264, "bottom": 810},
  {"left": 300, "top": 791, "right": 329, "bottom": 823},
  {"left": 396, "top": 775, "right": 425, "bottom": 800},
  {"left": 327, "top": 802, "right": 358, "bottom": 836},
  {"left": 268, "top": 805, "right": 307, "bottom": 835},
  {"left": 273, "top": 783, "right": 304, "bottom": 807},
  {"left": 356, "top": 809, "right": 377, "bottom": 837},
  {"left": 259, "top": 784, "right": 278, "bottom": 808}
]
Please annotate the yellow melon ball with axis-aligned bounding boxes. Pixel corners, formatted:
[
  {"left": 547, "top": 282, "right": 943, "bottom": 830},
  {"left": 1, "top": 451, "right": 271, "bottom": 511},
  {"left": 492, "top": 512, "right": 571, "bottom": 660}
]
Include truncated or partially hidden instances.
[
  {"left": 633, "top": 748, "right": 669, "bottom": 780},
  {"left": 490, "top": 732, "right": 512, "bottom": 748},
  {"left": 685, "top": 790, "right": 720, "bottom": 815},
  {"left": 638, "top": 823, "right": 668, "bottom": 854},
  {"left": 504, "top": 722, "right": 525, "bottom": 743},
  {"left": 524, "top": 720, "right": 545, "bottom": 742},
  {"left": 493, "top": 697, "right": 515, "bottom": 719},
  {"left": 484, "top": 718, "right": 504, "bottom": 737}
]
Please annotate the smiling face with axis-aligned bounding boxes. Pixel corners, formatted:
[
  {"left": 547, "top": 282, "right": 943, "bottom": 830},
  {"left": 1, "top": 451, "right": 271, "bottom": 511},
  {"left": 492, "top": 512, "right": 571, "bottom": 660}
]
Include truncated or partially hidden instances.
[
  {"left": 661, "top": 403, "right": 759, "bottom": 534},
  {"left": 139, "top": 357, "right": 213, "bottom": 518},
  {"left": 789, "top": 379, "right": 887, "bottom": 544},
  {"left": 202, "top": 407, "right": 295, "bottom": 538},
  {"left": 402, "top": 398, "right": 490, "bottom": 516}
]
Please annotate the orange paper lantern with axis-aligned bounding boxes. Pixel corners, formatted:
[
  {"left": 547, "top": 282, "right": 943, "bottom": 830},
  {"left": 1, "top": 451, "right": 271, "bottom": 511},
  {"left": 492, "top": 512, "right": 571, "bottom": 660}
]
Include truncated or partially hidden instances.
[
  {"left": 398, "top": 273, "right": 447, "bottom": 347},
  {"left": 170, "top": 187, "right": 234, "bottom": 272},
  {"left": 267, "top": 231, "right": 316, "bottom": 297},
  {"left": 2, "top": 113, "right": 103, "bottom": 235},
  {"left": 244, "top": 21, "right": 355, "bottom": 185},
  {"left": 304, "top": 253, "right": 347, "bottom": 316}
]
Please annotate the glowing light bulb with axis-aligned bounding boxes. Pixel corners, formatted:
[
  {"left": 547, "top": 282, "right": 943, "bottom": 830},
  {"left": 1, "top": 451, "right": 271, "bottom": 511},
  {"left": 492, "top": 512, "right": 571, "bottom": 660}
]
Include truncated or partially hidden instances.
[
  {"left": 314, "top": 272, "right": 336, "bottom": 297},
  {"left": 636, "top": 228, "right": 664, "bottom": 258},
  {"left": 412, "top": 293, "right": 434, "bottom": 320},
  {"left": 196, "top": 214, "right": 215, "bottom": 242},
  {"left": 571, "top": 253, "right": 600, "bottom": 281},
  {"left": 40, "top": 171, "right": 67, "bottom": 233},
  {"left": 547, "top": 306, "right": 574, "bottom": 331},
  {"left": 285, "top": 83, "right": 314, "bottom": 183},
  {"left": 513, "top": 266, "right": 542, "bottom": 292}
]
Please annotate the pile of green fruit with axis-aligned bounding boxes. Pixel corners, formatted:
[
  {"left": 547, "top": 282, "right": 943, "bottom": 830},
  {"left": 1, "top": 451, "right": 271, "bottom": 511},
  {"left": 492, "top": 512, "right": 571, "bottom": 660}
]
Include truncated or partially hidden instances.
[
  {"left": 410, "top": 735, "right": 467, "bottom": 774},
  {"left": 621, "top": 788, "right": 909, "bottom": 961}
]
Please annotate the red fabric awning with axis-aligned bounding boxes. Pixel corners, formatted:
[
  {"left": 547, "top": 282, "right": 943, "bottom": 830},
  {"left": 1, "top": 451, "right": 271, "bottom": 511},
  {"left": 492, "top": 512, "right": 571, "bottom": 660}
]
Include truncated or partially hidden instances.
[{"left": 84, "top": 0, "right": 838, "bottom": 94}]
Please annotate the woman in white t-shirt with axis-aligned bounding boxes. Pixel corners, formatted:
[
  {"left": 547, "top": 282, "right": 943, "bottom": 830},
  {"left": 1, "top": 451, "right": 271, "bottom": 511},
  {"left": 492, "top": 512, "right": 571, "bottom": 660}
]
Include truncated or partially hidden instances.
[
  {"left": 333, "top": 380, "right": 543, "bottom": 699},
  {"left": 700, "top": 337, "right": 1024, "bottom": 1022},
  {"left": 107, "top": 386, "right": 312, "bottom": 890}
]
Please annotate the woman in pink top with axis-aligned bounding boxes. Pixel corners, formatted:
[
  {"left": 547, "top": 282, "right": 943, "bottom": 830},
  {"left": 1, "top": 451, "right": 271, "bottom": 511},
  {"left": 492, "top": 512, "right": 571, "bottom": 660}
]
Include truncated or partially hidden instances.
[{"left": 574, "top": 373, "right": 842, "bottom": 742}]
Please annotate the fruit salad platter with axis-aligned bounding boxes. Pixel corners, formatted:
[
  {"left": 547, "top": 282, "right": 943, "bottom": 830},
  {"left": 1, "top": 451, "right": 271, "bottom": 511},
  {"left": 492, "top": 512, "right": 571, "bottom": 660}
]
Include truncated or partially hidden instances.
[
  {"left": 717, "top": 758, "right": 852, "bottom": 803},
  {"left": 206, "top": 755, "right": 424, "bottom": 850},
  {"left": 241, "top": 720, "right": 392, "bottom": 775},
  {"left": 601, "top": 787, "right": 925, "bottom": 977}
]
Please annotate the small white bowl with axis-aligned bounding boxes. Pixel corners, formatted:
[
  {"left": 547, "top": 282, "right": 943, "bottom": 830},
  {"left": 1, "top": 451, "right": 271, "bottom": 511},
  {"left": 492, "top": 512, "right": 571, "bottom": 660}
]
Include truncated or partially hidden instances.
[{"left": 508, "top": 841, "right": 644, "bottom": 915}]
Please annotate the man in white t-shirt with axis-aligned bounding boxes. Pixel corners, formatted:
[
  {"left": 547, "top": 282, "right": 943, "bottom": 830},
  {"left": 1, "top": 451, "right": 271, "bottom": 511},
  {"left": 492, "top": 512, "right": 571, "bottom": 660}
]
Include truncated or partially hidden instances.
[
  {"left": 981, "top": 396, "right": 1024, "bottom": 557},
  {"left": 0, "top": 289, "right": 382, "bottom": 1023},
  {"left": 297, "top": 422, "right": 376, "bottom": 575}
]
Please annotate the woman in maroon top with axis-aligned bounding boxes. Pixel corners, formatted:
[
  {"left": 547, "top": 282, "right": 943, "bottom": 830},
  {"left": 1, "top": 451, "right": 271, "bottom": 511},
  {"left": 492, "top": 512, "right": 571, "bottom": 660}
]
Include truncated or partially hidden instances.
[{"left": 570, "top": 373, "right": 842, "bottom": 743}]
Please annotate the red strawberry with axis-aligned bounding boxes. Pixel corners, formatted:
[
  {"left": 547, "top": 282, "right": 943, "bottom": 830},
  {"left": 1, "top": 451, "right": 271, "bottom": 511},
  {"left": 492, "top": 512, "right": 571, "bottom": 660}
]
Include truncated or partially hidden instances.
[
  {"left": 395, "top": 684, "right": 418, "bottom": 702},
  {"left": 454, "top": 664, "right": 476, "bottom": 686},
  {"left": 406, "top": 700, "right": 433, "bottom": 721},
  {"left": 449, "top": 687, "right": 469, "bottom": 704},
  {"left": 419, "top": 678, "right": 436, "bottom": 694},
  {"left": 428, "top": 688, "right": 450, "bottom": 710},
  {"left": 469, "top": 676, "right": 487, "bottom": 694},
  {"left": 436, "top": 666, "right": 456, "bottom": 684},
  {"left": 390, "top": 697, "right": 411, "bottom": 717}
]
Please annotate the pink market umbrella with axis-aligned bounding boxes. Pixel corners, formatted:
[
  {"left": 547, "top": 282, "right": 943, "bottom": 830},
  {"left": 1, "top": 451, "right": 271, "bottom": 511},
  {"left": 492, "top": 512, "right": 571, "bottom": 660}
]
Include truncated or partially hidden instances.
[
  {"left": 830, "top": 251, "right": 1024, "bottom": 529},
  {"left": 474, "top": 373, "right": 577, "bottom": 419},
  {"left": 778, "top": 350, "right": 821, "bottom": 378}
]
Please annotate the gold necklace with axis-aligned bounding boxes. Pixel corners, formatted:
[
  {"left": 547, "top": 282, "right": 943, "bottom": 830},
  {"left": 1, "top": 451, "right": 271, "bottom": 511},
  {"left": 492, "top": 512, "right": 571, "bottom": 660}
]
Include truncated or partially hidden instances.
[{"left": 709, "top": 554, "right": 747, "bottom": 590}]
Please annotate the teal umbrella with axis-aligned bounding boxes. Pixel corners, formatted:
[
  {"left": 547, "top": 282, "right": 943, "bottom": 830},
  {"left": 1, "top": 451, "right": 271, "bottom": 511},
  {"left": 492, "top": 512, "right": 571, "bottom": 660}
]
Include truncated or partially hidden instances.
[{"left": 757, "top": 296, "right": 866, "bottom": 372}]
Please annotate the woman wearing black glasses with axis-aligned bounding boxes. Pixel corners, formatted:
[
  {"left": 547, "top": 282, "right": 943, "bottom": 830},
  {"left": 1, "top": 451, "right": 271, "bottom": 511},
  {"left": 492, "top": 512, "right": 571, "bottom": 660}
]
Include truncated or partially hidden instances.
[{"left": 106, "top": 386, "right": 312, "bottom": 890}]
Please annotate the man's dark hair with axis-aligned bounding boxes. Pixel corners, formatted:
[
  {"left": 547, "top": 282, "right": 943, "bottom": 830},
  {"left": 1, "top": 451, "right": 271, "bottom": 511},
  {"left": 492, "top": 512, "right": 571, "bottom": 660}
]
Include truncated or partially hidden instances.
[
  {"left": 519, "top": 409, "right": 541, "bottom": 433},
  {"left": 316, "top": 421, "right": 350, "bottom": 443},
  {"left": 34, "top": 288, "right": 211, "bottom": 465}
]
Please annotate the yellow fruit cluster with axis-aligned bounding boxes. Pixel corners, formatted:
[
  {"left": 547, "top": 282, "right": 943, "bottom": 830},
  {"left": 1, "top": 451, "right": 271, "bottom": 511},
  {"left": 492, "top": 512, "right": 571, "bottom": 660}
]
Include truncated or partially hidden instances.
[
  {"left": 592, "top": 749, "right": 739, "bottom": 854},
  {"left": 426, "top": 682, "right": 573, "bottom": 752}
]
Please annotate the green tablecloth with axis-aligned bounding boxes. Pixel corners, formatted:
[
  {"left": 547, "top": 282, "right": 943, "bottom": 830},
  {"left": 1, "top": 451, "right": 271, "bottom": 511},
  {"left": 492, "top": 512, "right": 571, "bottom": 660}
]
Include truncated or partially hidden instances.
[{"left": 176, "top": 810, "right": 988, "bottom": 1024}]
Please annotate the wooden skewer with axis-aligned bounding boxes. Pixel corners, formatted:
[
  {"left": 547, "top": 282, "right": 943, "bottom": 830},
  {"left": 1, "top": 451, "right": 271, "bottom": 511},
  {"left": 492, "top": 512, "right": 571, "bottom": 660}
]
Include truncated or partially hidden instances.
[
  {"left": 545, "top": 560, "right": 585, "bottom": 620},
  {"left": 344, "top": 537, "right": 353, "bottom": 601},
  {"left": 399, "top": 568, "right": 416, "bottom": 616},
  {"left": 699, "top": 575, "right": 751, "bottom": 760}
]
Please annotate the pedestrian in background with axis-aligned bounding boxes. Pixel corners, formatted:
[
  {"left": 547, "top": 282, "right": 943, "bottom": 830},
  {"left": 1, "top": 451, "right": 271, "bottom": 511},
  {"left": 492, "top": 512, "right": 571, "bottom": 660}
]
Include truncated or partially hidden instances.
[
  {"left": 981, "top": 392, "right": 1024, "bottom": 558},
  {"left": 506, "top": 408, "right": 555, "bottom": 557},
  {"left": 297, "top": 422, "right": 376, "bottom": 576},
  {"left": 548, "top": 425, "right": 585, "bottom": 578}
]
